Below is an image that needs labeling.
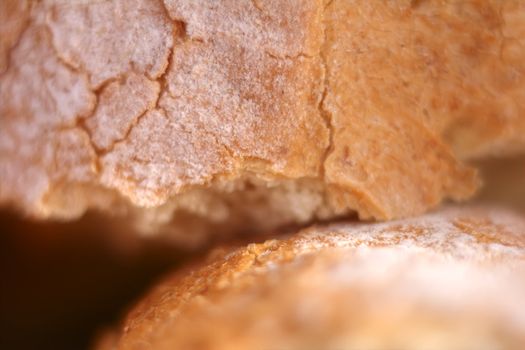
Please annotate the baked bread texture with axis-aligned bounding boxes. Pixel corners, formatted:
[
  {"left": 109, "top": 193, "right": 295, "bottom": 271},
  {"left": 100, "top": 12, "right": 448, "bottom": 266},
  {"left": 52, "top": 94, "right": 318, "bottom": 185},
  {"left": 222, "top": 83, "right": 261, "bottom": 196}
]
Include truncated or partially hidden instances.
[
  {"left": 96, "top": 206, "right": 525, "bottom": 350},
  {"left": 1, "top": 0, "right": 524, "bottom": 243}
]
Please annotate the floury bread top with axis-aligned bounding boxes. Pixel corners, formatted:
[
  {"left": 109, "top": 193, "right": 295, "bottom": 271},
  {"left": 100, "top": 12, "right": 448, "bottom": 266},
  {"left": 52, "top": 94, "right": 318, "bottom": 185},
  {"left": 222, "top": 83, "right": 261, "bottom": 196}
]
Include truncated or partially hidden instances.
[
  {"left": 1, "top": 0, "right": 524, "bottom": 243},
  {"left": 97, "top": 206, "right": 525, "bottom": 350}
]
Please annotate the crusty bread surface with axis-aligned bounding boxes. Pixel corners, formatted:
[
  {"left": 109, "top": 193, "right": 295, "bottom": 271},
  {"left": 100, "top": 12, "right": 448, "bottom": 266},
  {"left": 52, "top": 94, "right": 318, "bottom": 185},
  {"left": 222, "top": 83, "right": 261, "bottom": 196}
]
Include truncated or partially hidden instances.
[
  {"left": 1, "top": 0, "right": 524, "bottom": 243},
  {"left": 96, "top": 206, "right": 525, "bottom": 350}
]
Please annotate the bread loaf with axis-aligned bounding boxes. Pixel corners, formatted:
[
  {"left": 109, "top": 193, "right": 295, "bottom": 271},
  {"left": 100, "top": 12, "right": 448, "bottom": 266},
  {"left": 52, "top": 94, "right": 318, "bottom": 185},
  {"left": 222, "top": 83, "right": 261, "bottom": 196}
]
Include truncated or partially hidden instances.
[
  {"left": 97, "top": 206, "right": 525, "bottom": 350},
  {"left": 1, "top": 1, "right": 524, "bottom": 243}
]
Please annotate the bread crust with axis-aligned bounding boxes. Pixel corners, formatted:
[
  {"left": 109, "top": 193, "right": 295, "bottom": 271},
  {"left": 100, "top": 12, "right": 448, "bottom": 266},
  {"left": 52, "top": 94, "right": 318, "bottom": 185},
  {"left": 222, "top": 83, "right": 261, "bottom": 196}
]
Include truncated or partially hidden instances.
[
  {"left": 1, "top": 1, "right": 524, "bottom": 240},
  {"left": 0, "top": 0, "right": 30, "bottom": 73},
  {"left": 97, "top": 206, "right": 525, "bottom": 350}
]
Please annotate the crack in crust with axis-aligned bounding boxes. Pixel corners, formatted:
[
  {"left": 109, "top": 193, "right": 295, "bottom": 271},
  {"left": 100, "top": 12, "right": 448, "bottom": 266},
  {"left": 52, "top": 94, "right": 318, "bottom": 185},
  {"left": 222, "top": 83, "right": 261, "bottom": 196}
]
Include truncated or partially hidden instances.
[{"left": 0, "top": 0, "right": 31, "bottom": 75}]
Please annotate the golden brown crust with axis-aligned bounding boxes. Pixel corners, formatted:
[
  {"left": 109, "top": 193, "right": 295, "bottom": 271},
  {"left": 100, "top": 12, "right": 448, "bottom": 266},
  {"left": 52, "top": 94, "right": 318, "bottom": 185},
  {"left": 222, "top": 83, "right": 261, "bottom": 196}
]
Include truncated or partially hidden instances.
[
  {"left": 1, "top": 1, "right": 524, "bottom": 241},
  {"left": 325, "top": 0, "right": 525, "bottom": 160},
  {"left": 0, "top": 0, "right": 30, "bottom": 74},
  {"left": 97, "top": 206, "right": 525, "bottom": 350}
]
